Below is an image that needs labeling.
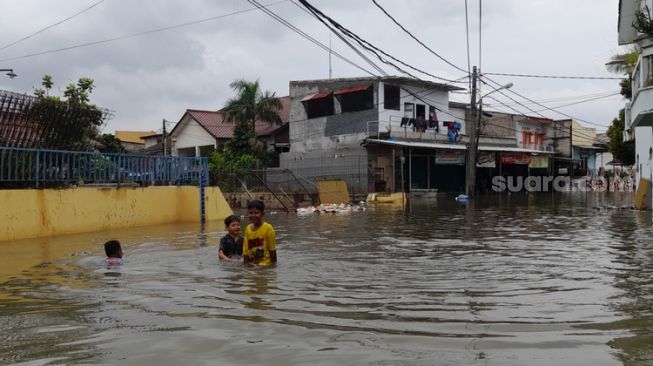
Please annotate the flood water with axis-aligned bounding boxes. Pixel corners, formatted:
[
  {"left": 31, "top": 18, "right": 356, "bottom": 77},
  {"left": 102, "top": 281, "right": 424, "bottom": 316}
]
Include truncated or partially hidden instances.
[{"left": 1, "top": 193, "right": 653, "bottom": 365}]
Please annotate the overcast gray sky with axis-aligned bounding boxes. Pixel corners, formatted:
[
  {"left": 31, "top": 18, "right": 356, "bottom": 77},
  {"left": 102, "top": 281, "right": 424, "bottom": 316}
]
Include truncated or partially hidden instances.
[{"left": 0, "top": 0, "right": 623, "bottom": 133}]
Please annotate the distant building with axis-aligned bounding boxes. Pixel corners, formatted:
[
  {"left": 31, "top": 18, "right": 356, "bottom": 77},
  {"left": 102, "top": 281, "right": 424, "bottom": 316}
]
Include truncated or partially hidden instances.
[
  {"left": 169, "top": 96, "right": 290, "bottom": 157},
  {"left": 552, "top": 119, "right": 600, "bottom": 177},
  {"left": 115, "top": 130, "right": 155, "bottom": 152}
]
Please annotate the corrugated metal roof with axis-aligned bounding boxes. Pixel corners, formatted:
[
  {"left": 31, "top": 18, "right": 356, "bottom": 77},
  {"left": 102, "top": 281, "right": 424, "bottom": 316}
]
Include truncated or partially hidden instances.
[
  {"left": 334, "top": 84, "right": 371, "bottom": 95},
  {"left": 301, "top": 91, "right": 332, "bottom": 102},
  {"left": 479, "top": 146, "right": 555, "bottom": 154}
]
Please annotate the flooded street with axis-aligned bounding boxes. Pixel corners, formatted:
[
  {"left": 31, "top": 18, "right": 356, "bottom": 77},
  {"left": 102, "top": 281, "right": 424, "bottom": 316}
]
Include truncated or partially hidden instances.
[{"left": 1, "top": 193, "right": 652, "bottom": 365}]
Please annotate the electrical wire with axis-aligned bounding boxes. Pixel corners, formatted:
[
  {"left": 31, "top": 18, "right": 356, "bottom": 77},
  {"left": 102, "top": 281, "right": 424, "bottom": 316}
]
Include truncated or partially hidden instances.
[
  {"left": 0, "top": 0, "right": 291, "bottom": 63},
  {"left": 370, "top": 0, "right": 468, "bottom": 74},
  {"left": 483, "top": 75, "right": 612, "bottom": 129},
  {"left": 296, "top": 0, "right": 467, "bottom": 84},
  {"left": 0, "top": 0, "right": 106, "bottom": 52},
  {"left": 483, "top": 72, "right": 623, "bottom": 80},
  {"left": 464, "top": 0, "right": 472, "bottom": 91}
]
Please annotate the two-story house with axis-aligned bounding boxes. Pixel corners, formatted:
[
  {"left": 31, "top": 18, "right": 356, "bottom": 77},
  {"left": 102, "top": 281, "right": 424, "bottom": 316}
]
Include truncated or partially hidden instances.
[{"left": 619, "top": 0, "right": 653, "bottom": 206}]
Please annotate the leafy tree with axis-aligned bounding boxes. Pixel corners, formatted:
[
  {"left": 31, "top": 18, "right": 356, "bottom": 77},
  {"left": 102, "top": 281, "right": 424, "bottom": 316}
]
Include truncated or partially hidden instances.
[
  {"left": 30, "top": 75, "right": 109, "bottom": 150},
  {"left": 95, "top": 133, "right": 125, "bottom": 153},
  {"left": 222, "top": 79, "right": 282, "bottom": 154},
  {"left": 606, "top": 109, "right": 635, "bottom": 166}
]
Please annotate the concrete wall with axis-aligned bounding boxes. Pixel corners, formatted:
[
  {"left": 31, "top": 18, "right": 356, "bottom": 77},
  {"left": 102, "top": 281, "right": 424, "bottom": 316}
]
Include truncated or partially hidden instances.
[
  {"left": 0, "top": 186, "right": 232, "bottom": 242},
  {"left": 554, "top": 119, "right": 572, "bottom": 158}
]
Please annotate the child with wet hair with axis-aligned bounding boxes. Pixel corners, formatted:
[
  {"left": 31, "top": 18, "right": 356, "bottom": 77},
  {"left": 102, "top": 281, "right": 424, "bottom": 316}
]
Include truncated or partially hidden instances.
[
  {"left": 104, "top": 240, "right": 123, "bottom": 265},
  {"left": 218, "top": 215, "right": 244, "bottom": 262},
  {"left": 243, "top": 200, "right": 277, "bottom": 266}
]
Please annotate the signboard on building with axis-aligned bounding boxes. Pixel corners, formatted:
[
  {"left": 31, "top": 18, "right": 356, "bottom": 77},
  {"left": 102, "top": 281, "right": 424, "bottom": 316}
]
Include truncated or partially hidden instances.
[
  {"left": 529, "top": 155, "right": 549, "bottom": 169},
  {"left": 477, "top": 152, "right": 496, "bottom": 168},
  {"left": 435, "top": 150, "right": 465, "bottom": 165},
  {"left": 500, "top": 152, "right": 532, "bottom": 165}
]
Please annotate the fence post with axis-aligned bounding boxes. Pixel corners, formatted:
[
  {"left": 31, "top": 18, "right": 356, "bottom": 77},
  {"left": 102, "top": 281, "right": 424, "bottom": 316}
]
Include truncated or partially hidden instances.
[
  {"left": 35, "top": 149, "right": 40, "bottom": 188},
  {"left": 200, "top": 158, "right": 207, "bottom": 227}
]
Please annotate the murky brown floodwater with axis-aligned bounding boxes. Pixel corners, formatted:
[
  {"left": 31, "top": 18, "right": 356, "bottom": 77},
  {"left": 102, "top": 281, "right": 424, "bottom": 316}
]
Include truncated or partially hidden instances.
[{"left": 1, "top": 193, "right": 652, "bottom": 365}]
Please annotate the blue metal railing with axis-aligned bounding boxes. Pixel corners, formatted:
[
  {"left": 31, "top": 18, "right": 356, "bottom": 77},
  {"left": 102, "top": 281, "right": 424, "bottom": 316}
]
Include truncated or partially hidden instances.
[{"left": 0, "top": 146, "right": 208, "bottom": 187}]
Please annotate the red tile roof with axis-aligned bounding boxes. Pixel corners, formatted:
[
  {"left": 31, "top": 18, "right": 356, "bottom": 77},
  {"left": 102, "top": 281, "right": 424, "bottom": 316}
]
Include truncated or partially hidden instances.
[{"left": 183, "top": 96, "right": 289, "bottom": 139}]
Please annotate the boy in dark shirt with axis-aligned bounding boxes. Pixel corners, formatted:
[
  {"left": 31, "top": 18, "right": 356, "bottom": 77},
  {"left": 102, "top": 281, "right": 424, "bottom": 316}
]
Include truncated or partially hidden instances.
[{"left": 218, "top": 215, "right": 243, "bottom": 262}]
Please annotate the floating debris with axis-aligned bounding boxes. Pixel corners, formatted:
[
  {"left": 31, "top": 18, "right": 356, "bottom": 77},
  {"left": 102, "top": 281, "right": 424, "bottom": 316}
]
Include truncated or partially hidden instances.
[{"left": 297, "top": 203, "right": 366, "bottom": 216}]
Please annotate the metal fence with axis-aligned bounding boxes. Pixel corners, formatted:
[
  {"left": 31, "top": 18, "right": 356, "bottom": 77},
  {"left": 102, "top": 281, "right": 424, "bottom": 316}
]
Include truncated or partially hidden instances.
[{"left": 0, "top": 146, "right": 208, "bottom": 188}]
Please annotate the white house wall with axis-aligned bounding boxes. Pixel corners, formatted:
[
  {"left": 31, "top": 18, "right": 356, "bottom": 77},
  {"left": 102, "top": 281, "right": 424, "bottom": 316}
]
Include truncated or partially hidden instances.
[
  {"left": 378, "top": 82, "right": 455, "bottom": 136},
  {"left": 172, "top": 117, "right": 216, "bottom": 156},
  {"left": 635, "top": 126, "right": 653, "bottom": 184}
]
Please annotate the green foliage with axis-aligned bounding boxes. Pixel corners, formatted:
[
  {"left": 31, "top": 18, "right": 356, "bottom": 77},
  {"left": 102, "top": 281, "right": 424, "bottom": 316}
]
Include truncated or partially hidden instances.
[
  {"left": 634, "top": 5, "right": 653, "bottom": 35},
  {"left": 95, "top": 133, "right": 125, "bottom": 153},
  {"left": 222, "top": 78, "right": 282, "bottom": 154},
  {"left": 606, "top": 109, "right": 636, "bottom": 166},
  {"left": 30, "top": 75, "right": 109, "bottom": 150},
  {"left": 620, "top": 78, "right": 632, "bottom": 99}
]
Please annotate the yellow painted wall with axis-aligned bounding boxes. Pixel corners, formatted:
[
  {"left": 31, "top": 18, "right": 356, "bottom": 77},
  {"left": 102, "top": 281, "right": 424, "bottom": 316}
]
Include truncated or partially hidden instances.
[
  {"left": 317, "top": 180, "right": 350, "bottom": 204},
  {"left": 0, "top": 187, "right": 232, "bottom": 242}
]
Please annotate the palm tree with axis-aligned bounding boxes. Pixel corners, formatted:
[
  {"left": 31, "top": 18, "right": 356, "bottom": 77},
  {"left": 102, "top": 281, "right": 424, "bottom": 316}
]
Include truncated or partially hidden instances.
[
  {"left": 606, "top": 46, "right": 639, "bottom": 99},
  {"left": 223, "top": 79, "right": 282, "bottom": 139}
]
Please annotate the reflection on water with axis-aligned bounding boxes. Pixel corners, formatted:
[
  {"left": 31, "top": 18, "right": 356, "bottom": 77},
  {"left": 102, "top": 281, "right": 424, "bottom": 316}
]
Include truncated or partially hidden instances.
[{"left": 1, "top": 193, "right": 653, "bottom": 365}]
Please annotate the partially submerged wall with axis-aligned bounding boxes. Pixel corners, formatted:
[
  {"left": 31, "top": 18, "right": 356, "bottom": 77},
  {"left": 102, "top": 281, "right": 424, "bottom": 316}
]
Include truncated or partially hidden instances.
[{"left": 0, "top": 186, "right": 232, "bottom": 242}]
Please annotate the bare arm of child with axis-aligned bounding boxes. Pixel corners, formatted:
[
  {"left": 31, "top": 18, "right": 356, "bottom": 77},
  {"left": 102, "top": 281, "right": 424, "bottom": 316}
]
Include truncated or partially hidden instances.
[{"left": 218, "top": 250, "right": 231, "bottom": 262}]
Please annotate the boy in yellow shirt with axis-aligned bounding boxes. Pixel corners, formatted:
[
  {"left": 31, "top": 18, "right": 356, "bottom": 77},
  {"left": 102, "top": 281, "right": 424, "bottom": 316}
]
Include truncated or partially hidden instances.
[{"left": 243, "top": 200, "right": 277, "bottom": 266}]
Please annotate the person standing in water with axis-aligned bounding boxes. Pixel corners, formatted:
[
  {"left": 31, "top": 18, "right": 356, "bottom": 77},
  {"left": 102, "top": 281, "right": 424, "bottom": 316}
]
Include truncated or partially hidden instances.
[
  {"left": 242, "top": 200, "right": 277, "bottom": 266},
  {"left": 218, "top": 215, "right": 243, "bottom": 262}
]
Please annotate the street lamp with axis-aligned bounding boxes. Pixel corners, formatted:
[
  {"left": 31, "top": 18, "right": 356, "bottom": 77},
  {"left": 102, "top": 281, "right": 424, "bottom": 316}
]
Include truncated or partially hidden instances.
[
  {"left": 478, "top": 82, "right": 513, "bottom": 104},
  {"left": 0, "top": 69, "right": 17, "bottom": 79}
]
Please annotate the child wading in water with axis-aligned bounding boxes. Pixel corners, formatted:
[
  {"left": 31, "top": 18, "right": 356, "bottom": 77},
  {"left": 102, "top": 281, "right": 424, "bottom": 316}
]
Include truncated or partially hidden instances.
[
  {"left": 218, "top": 215, "right": 243, "bottom": 262},
  {"left": 104, "top": 240, "right": 123, "bottom": 265},
  {"left": 243, "top": 200, "right": 277, "bottom": 266}
]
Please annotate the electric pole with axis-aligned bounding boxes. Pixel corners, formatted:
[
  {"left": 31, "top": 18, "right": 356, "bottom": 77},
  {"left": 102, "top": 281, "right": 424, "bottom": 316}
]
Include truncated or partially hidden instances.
[
  {"left": 162, "top": 119, "right": 167, "bottom": 157},
  {"left": 466, "top": 66, "right": 478, "bottom": 196}
]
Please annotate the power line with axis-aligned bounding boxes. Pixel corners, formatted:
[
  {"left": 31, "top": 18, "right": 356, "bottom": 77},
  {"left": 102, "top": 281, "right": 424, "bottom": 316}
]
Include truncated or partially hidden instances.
[
  {"left": 464, "top": 0, "right": 472, "bottom": 90},
  {"left": 483, "top": 72, "right": 623, "bottom": 80},
  {"left": 483, "top": 75, "right": 612, "bottom": 128},
  {"left": 296, "top": 0, "right": 467, "bottom": 84},
  {"left": 0, "top": 0, "right": 106, "bottom": 52},
  {"left": 286, "top": 0, "right": 387, "bottom": 76},
  {"left": 370, "top": 0, "right": 468, "bottom": 74},
  {"left": 0, "top": 0, "right": 290, "bottom": 63}
]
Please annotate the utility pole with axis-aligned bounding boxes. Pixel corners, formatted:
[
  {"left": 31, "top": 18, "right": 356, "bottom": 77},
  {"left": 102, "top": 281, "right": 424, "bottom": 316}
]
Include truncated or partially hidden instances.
[
  {"left": 466, "top": 66, "right": 478, "bottom": 196},
  {"left": 162, "top": 119, "right": 167, "bottom": 157}
]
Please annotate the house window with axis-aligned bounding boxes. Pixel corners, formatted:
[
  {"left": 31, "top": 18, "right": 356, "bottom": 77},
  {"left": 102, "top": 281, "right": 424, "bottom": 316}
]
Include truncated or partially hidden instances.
[
  {"left": 337, "top": 86, "right": 373, "bottom": 113},
  {"left": 384, "top": 84, "right": 400, "bottom": 110},
  {"left": 415, "top": 104, "right": 426, "bottom": 120},
  {"left": 303, "top": 97, "right": 334, "bottom": 119},
  {"left": 404, "top": 103, "right": 414, "bottom": 118}
]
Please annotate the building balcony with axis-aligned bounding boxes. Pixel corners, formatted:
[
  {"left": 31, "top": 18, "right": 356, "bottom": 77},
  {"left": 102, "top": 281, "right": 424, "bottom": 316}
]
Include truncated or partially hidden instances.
[
  {"left": 519, "top": 143, "right": 554, "bottom": 152},
  {"left": 627, "top": 85, "right": 653, "bottom": 130}
]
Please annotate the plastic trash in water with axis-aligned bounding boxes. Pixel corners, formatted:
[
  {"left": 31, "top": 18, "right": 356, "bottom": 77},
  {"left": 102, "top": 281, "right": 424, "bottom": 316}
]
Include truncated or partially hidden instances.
[{"left": 455, "top": 194, "right": 471, "bottom": 201}]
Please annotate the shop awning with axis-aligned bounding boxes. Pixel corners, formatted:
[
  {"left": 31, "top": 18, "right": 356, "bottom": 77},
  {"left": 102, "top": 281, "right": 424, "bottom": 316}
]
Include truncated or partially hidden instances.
[
  {"left": 366, "top": 139, "right": 467, "bottom": 151},
  {"left": 334, "top": 85, "right": 371, "bottom": 95},
  {"left": 479, "top": 146, "right": 555, "bottom": 154},
  {"left": 301, "top": 91, "right": 332, "bottom": 102}
]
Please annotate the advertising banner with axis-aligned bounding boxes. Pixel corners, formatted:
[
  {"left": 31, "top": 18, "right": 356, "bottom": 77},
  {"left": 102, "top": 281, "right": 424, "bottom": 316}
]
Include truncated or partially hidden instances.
[
  {"left": 477, "top": 152, "right": 496, "bottom": 168},
  {"left": 500, "top": 152, "right": 532, "bottom": 165},
  {"left": 529, "top": 155, "right": 549, "bottom": 169},
  {"left": 435, "top": 150, "right": 465, "bottom": 165}
]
